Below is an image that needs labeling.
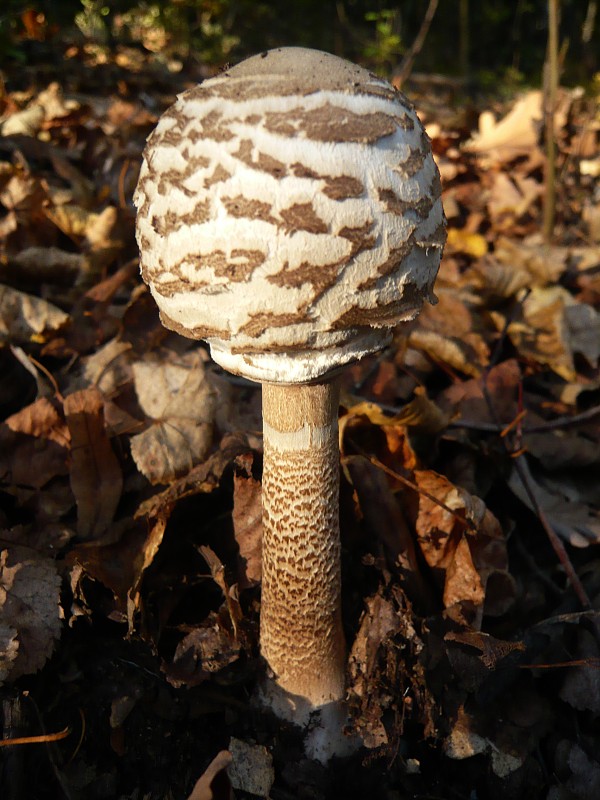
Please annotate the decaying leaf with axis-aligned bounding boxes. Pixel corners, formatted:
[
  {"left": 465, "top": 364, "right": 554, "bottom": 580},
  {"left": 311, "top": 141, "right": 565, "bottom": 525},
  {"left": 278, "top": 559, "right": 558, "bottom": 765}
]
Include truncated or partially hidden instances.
[
  {"left": 136, "top": 433, "right": 252, "bottom": 521},
  {"left": 348, "top": 587, "right": 432, "bottom": 749},
  {"left": 130, "top": 352, "right": 216, "bottom": 484},
  {"left": 441, "top": 358, "right": 521, "bottom": 426},
  {"left": 0, "top": 545, "right": 62, "bottom": 683},
  {"left": 344, "top": 455, "right": 432, "bottom": 608},
  {"left": 64, "top": 387, "right": 123, "bottom": 541},
  {"left": 76, "top": 337, "right": 132, "bottom": 395},
  {"left": 7, "top": 246, "right": 88, "bottom": 286},
  {"left": 494, "top": 236, "right": 569, "bottom": 284}
]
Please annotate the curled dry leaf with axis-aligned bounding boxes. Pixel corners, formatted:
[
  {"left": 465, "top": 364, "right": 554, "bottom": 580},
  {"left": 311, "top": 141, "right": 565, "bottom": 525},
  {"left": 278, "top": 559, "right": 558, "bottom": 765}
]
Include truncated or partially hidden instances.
[
  {"left": 413, "top": 470, "right": 515, "bottom": 624},
  {"left": 64, "top": 387, "right": 123, "bottom": 541},
  {"left": 130, "top": 353, "right": 217, "bottom": 485},
  {"left": 0, "top": 284, "right": 69, "bottom": 344},
  {"left": 465, "top": 91, "right": 542, "bottom": 159},
  {"left": 0, "top": 545, "right": 62, "bottom": 684}
]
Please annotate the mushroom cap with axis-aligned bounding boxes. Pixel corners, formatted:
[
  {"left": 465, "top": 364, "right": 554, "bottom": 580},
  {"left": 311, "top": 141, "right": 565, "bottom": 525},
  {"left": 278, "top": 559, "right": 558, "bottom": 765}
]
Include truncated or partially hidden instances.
[{"left": 135, "top": 47, "right": 446, "bottom": 383}]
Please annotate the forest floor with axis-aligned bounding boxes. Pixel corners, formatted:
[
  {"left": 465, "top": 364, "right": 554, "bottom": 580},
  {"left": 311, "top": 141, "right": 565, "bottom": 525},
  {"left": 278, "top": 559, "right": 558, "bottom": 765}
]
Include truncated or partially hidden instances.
[{"left": 1, "top": 42, "right": 600, "bottom": 800}]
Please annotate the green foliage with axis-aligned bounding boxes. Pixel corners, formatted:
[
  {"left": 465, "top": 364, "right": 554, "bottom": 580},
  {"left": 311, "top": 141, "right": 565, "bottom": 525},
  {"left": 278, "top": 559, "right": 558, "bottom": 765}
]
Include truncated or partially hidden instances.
[
  {"left": 362, "top": 9, "right": 403, "bottom": 73},
  {"left": 74, "top": 0, "right": 111, "bottom": 44},
  {"left": 0, "top": 0, "right": 598, "bottom": 88}
]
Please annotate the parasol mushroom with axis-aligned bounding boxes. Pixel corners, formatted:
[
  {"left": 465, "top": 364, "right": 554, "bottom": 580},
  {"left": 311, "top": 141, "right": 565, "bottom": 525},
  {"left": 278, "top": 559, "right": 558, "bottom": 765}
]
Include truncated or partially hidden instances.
[{"left": 134, "top": 46, "right": 445, "bottom": 761}]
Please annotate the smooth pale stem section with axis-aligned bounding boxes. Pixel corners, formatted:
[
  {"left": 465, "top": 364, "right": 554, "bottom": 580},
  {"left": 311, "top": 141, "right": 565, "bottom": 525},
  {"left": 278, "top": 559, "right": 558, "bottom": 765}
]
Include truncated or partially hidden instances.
[{"left": 260, "top": 377, "right": 346, "bottom": 717}]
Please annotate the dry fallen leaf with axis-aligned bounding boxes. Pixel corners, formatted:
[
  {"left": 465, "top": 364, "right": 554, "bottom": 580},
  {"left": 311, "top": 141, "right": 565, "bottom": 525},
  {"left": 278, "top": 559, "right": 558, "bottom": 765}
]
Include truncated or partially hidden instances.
[
  {"left": 166, "top": 611, "right": 241, "bottom": 688},
  {"left": 446, "top": 227, "right": 488, "bottom": 258},
  {"left": 560, "top": 615, "right": 600, "bottom": 714},
  {"left": 465, "top": 91, "right": 542, "bottom": 159},
  {"left": 130, "top": 352, "right": 216, "bottom": 485},
  {"left": 0, "top": 545, "right": 62, "bottom": 683},
  {"left": 413, "top": 470, "right": 514, "bottom": 624},
  {"left": 0, "top": 103, "right": 45, "bottom": 136},
  {"left": 496, "top": 286, "right": 600, "bottom": 381},
  {"left": 64, "top": 387, "right": 123, "bottom": 541},
  {"left": 232, "top": 469, "right": 263, "bottom": 587},
  {"left": 0, "top": 284, "right": 69, "bottom": 344},
  {"left": 0, "top": 397, "right": 70, "bottom": 489},
  {"left": 409, "top": 288, "right": 490, "bottom": 377},
  {"left": 444, "top": 704, "right": 525, "bottom": 777},
  {"left": 548, "top": 741, "right": 600, "bottom": 800},
  {"left": 508, "top": 458, "right": 600, "bottom": 547}
]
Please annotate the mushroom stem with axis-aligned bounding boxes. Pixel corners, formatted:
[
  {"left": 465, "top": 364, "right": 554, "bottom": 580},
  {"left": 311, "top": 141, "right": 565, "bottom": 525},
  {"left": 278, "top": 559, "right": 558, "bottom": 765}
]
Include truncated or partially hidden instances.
[{"left": 260, "top": 377, "right": 346, "bottom": 717}]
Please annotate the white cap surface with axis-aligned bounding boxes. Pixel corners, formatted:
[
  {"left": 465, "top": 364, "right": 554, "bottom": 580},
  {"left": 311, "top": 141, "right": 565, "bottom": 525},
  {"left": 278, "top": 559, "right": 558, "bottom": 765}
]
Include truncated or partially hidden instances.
[{"left": 135, "top": 47, "right": 445, "bottom": 383}]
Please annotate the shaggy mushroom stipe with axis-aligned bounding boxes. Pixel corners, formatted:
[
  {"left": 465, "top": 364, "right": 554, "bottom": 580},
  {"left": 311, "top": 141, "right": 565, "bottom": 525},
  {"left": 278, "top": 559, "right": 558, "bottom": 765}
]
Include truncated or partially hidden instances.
[{"left": 135, "top": 47, "right": 445, "bottom": 759}]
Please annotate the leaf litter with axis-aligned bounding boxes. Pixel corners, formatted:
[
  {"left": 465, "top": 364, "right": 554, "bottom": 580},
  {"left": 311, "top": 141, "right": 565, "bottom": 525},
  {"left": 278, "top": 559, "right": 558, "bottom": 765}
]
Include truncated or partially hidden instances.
[{"left": 0, "top": 46, "right": 599, "bottom": 800}]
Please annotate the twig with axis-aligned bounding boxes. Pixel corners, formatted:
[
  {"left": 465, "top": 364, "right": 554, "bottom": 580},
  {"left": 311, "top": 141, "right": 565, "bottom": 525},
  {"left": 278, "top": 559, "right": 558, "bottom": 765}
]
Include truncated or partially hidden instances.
[
  {"left": 480, "top": 373, "right": 591, "bottom": 609},
  {"left": 0, "top": 727, "right": 70, "bottom": 747},
  {"left": 519, "top": 658, "right": 600, "bottom": 670},
  {"left": 477, "top": 288, "right": 591, "bottom": 609},
  {"left": 511, "top": 455, "right": 591, "bottom": 608},
  {"left": 448, "top": 403, "right": 600, "bottom": 434},
  {"left": 393, "top": 0, "right": 440, "bottom": 87},
  {"left": 542, "top": 0, "right": 559, "bottom": 243},
  {"left": 346, "top": 439, "right": 477, "bottom": 533}
]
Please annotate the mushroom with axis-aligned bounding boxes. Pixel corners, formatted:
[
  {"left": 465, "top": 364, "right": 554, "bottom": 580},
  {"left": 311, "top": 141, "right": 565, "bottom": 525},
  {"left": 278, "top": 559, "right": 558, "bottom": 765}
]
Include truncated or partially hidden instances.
[{"left": 134, "top": 47, "right": 445, "bottom": 760}]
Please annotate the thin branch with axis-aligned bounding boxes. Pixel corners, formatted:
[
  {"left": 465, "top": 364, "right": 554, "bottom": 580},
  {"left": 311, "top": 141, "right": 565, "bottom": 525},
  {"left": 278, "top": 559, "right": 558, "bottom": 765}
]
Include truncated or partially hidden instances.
[
  {"left": 346, "top": 440, "right": 478, "bottom": 533},
  {"left": 0, "top": 727, "right": 70, "bottom": 748},
  {"left": 542, "top": 0, "right": 559, "bottom": 243},
  {"left": 393, "top": 0, "right": 439, "bottom": 86},
  {"left": 448, "top": 403, "right": 600, "bottom": 434},
  {"left": 480, "top": 371, "right": 591, "bottom": 609}
]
